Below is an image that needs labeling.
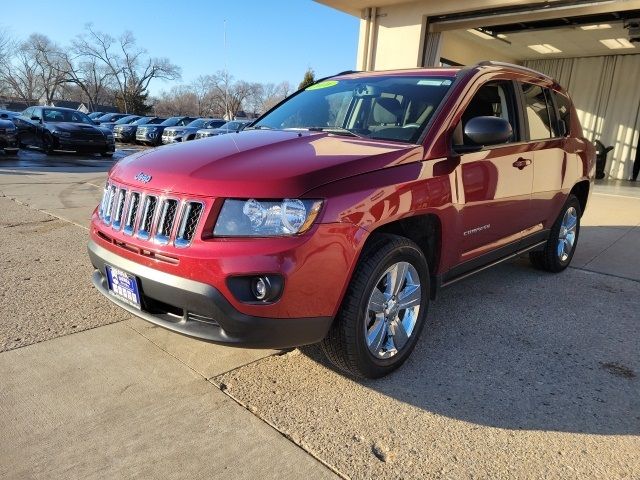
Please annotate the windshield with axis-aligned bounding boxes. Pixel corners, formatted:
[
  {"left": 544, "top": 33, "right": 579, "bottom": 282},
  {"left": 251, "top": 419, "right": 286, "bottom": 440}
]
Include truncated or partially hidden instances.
[
  {"left": 115, "top": 115, "right": 139, "bottom": 125},
  {"left": 88, "top": 112, "right": 103, "bottom": 119},
  {"left": 221, "top": 121, "right": 242, "bottom": 130},
  {"left": 132, "top": 117, "right": 153, "bottom": 125},
  {"left": 96, "top": 113, "right": 119, "bottom": 122},
  {"left": 186, "top": 118, "right": 207, "bottom": 128},
  {"left": 161, "top": 117, "right": 182, "bottom": 126},
  {"left": 252, "top": 76, "right": 454, "bottom": 144},
  {"left": 204, "top": 119, "right": 225, "bottom": 129},
  {"left": 43, "top": 108, "right": 94, "bottom": 125}
]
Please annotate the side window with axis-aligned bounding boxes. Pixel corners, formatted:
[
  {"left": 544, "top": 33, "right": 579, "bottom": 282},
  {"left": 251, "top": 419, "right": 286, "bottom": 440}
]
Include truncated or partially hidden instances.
[
  {"left": 455, "top": 81, "right": 517, "bottom": 146},
  {"left": 552, "top": 91, "right": 571, "bottom": 137},
  {"left": 520, "top": 83, "right": 553, "bottom": 140}
]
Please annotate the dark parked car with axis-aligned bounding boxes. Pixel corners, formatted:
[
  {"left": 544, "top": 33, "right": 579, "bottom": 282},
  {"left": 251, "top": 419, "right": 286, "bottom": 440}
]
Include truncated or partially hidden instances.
[
  {"left": 88, "top": 112, "right": 105, "bottom": 120},
  {"left": 161, "top": 118, "right": 225, "bottom": 144},
  {"left": 113, "top": 116, "right": 166, "bottom": 144},
  {"left": 89, "top": 63, "right": 594, "bottom": 379},
  {"left": 100, "top": 115, "right": 141, "bottom": 132},
  {"left": 0, "top": 110, "right": 19, "bottom": 155},
  {"left": 94, "top": 113, "right": 129, "bottom": 124},
  {"left": 136, "top": 116, "right": 196, "bottom": 146},
  {"left": 194, "top": 119, "right": 252, "bottom": 139},
  {"left": 15, "top": 106, "right": 115, "bottom": 156}
]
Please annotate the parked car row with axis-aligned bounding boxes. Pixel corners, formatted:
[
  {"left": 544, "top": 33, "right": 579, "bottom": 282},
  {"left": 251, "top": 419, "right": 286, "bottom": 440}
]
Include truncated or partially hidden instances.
[
  {"left": 0, "top": 105, "right": 255, "bottom": 156},
  {"left": 1, "top": 106, "right": 115, "bottom": 156}
]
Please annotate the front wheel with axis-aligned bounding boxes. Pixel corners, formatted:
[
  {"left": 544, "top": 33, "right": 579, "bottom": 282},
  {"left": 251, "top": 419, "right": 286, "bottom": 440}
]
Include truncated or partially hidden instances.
[
  {"left": 530, "top": 194, "right": 581, "bottom": 272},
  {"left": 321, "top": 234, "right": 430, "bottom": 379},
  {"left": 101, "top": 151, "right": 114, "bottom": 158}
]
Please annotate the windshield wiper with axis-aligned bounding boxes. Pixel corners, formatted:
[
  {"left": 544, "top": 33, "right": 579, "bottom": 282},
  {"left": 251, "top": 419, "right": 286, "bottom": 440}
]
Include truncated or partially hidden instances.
[{"left": 307, "top": 126, "right": 363, "bottom": 138}]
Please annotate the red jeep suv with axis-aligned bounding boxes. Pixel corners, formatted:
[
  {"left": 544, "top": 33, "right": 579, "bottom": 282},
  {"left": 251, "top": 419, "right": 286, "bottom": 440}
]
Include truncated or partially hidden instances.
[{"left": 89, "top": 62, "right": 594, "bottom": 378}]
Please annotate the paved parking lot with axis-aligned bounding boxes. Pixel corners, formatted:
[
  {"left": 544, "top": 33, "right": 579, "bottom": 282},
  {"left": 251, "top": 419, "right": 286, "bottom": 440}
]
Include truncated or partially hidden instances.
[{"left": 0, "top": 147, "right": 638, "bottom": 479}]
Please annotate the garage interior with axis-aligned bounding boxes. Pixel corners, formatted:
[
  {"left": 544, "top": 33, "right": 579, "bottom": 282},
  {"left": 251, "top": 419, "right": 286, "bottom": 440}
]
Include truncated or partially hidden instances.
[
  {"left": 426, "top": 6, "right": 640, "bottom": 180},
  {"left": 318, "top": 0, "right": 640, "bottom": 181}
]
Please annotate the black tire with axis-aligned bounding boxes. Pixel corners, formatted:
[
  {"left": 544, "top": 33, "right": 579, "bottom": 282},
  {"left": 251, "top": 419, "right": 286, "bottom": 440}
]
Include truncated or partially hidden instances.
[
  {"left": 4, "top": 148, "right": 18, "bottom": 155},
  {"left": 101, "top": 151, "right": 114, "bottom": 158},
  {"left": 42, "top": 134, "right": 55, "bottom": 155},
  {"left": 529, "top": 194, "right": 581, "bottom": 272},
  {"left": 321, "top": 234, "right": 430, "bottom": 379}
]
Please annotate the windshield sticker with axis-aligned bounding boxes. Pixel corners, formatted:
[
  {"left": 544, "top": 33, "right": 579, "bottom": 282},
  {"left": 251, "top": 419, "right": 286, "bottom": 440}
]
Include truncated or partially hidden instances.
[
  {"left": 417, "top": 79, "right": 452, "bottom": 86},
  {"left": 306, "top": 80, "right": 339, "bottom": 90}
]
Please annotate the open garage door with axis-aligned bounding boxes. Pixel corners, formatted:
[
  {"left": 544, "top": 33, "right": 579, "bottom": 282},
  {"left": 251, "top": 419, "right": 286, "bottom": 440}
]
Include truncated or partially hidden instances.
[{"left": 425, "top": 2, "right": 640, "bottom": 180}]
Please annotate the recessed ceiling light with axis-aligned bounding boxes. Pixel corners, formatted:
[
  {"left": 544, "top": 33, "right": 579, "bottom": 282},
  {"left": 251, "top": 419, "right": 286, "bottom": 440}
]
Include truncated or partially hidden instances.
[
  {"left": 600, "top": 38, "right": 635, "bottom": 49},
  {"left": 581, "top": 24, "right": 612, "bottom": 30},
  {"left": 467, "top": 29, "right": 494, "bottom": 40},
  {"left": 528, "top": 44, "right": 562, "bottom": 54}
]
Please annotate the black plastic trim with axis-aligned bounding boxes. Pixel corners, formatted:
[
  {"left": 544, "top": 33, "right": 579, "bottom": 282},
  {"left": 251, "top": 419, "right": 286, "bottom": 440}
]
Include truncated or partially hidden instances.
[{"left": 88, "top": 240, "right": 332, "bottom": 349}]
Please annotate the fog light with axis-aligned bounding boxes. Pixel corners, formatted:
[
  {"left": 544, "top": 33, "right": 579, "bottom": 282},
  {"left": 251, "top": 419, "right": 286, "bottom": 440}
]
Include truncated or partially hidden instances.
[{"left": 251, "top": 277, "right": 271, "bottom": 301}]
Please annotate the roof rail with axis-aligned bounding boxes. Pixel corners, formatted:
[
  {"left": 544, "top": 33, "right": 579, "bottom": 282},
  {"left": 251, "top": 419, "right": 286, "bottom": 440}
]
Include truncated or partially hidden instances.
[{"left": 475, "top": 61, "right": 552, "bottom": 80}]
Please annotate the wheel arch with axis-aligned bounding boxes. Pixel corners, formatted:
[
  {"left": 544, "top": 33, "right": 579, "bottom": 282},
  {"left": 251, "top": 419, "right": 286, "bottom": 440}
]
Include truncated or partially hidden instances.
[
  {"left": 570, "top": 180, "right": 590, "bottom": 216},
  {"left": 359, "top": 213, "right": 442, "bottom": 299}
]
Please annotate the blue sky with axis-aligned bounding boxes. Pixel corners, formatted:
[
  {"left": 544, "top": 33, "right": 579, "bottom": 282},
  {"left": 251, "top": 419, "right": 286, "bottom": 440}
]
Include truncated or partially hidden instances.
[{"left": 2, "top": 0, "right": 359, "bottom": 94}]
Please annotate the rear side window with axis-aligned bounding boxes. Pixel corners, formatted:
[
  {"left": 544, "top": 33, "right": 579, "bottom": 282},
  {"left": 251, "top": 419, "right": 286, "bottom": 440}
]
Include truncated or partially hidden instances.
[
  {"left": 520, "top": 83, "right": 554, "bottom": 140},
  {"left": 553, "top": 91, "right": 572, "bottom": 136}
]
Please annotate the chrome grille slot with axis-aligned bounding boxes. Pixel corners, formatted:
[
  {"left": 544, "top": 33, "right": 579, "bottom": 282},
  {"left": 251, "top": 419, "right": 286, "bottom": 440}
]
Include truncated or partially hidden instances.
[
  {"left": 136, "top": 195, "right": 158, "bottom": 240},
  {"left": 111, "top": 189, "right": 127, "bottom": 230},
  {"left": 123, "top": 192, "right": 140, "bottom": 236},
  {"left": 154, "top": 199, "right": 178, "bottom": 245},
  {"left": 175, "top": 202, "right": 204, "bottom": 248},
  {"left": 102, "top": 185, "right": 117, "bottom": 225},
  {"left": 98, "top": 183, "right": 109, "bottom": 220}
]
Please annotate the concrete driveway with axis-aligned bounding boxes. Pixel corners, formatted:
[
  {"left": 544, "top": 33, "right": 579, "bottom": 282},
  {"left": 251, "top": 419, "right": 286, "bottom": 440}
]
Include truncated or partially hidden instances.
[{"left": 0, "top": 147, "right": 638, "bottom": 479}]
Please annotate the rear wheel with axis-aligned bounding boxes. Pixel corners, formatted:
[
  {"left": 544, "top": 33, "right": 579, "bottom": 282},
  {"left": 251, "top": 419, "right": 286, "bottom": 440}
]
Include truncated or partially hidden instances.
[
  {"left": 42, "top": 134, "right": 55, "bottom": 155},
  {"left": 530, "top": 194, "right": 581, "bottom": 272},
  {"left": 321, "top": 234, "right": 430, "bottom": 378}
]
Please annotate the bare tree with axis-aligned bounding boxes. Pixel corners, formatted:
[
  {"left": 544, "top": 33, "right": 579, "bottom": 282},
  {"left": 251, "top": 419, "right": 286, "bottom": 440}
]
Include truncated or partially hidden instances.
[
  {"left": 28, "top": 34, "right": 66, "bottom": 104},
  {"left": 73, "top": 25, "right": 181, "bottom": 113},
  {"left": 0, "top": 39, "right": 41, "bottom": 104}
]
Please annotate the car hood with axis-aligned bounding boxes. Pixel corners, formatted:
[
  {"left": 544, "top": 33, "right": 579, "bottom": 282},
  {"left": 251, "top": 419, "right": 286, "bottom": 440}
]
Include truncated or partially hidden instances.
[
  {"left": 45, "top": 122, "right": 104, "bottom": 134},
  {"left": 110, "top": 130, "right": 423, "bottom": 198}
]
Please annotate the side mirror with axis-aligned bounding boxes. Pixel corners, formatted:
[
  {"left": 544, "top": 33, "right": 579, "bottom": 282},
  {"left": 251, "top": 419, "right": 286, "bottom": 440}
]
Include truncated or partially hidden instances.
[
  {"left": 461, "top": 116, "right": 513, "bottom": 150},
  {"left": 31, "top": 116, "right": 41, "bottom": 122}
]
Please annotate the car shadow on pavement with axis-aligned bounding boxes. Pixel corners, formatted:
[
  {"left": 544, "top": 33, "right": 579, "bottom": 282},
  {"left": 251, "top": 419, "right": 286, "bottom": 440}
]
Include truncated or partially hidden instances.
[{"left": 302, "top": 240, "right": 639, "bottom": 435}]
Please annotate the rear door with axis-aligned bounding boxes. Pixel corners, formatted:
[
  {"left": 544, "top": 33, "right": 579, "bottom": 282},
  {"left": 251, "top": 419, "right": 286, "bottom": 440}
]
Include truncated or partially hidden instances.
[
  {"left": 518, "top": 82, "right": 568, "bottom": 232},
  {"left": 451, "top": 79, "right": 534, "bottom": 267}
]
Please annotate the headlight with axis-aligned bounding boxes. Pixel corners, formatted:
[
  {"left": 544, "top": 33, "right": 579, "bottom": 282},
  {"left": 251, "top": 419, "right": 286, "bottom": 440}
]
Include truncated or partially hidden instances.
[
  {"left": 214, "top": 198, "right": 323, "bottom": 237},
  {"left": 52, "top": 130, "right": 71, "bottom": 137}
]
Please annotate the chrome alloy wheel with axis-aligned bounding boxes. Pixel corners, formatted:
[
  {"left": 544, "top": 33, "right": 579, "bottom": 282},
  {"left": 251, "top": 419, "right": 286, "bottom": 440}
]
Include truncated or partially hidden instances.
[
  {"left": 365, "top": 261, "right": 422, "bottom": 359},
  {"left": 557, "top": 206, "right": 578, "bottom": 262}
]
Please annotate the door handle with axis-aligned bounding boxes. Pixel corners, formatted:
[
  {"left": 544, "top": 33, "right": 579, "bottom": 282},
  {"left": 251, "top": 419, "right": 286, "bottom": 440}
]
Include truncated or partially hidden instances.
[{"left": 512, "top": 158, "right": 532, "bottom": 170}]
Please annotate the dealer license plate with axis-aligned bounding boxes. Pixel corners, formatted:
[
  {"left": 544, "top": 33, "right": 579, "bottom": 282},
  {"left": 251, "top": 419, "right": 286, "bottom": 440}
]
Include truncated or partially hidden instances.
[{"left": 105, "top": 265, "right": 141, "bottom": 309}]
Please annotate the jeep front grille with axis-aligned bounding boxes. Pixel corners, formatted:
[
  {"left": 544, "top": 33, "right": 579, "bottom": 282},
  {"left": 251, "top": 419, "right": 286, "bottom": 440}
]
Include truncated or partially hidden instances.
[
  {"left": 175, "top": 202, "right": 204, "bottom": 248},
  {"left": 98, "top": 183, "right": 205, "bottom": 248},
  {"left": 137, "top": 195, "right": 158, "bottom": 240},
  {"left": 123, "top": 192, "right": 140, "bottom": 236},
  {"left": 155, "top": 199, "right": 178, "bottom": 245}
]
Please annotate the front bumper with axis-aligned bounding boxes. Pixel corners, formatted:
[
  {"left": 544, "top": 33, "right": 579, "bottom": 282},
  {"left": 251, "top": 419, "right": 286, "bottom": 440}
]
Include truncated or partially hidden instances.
[
  {"left": 55, "top": 136, "right": 114, "bottom": 152},
  {"left": 114, "top": 130, "right": 135, "bottom": 142},
  {"left": 88, "top": 239, "right": 333, "bottom": 348}
]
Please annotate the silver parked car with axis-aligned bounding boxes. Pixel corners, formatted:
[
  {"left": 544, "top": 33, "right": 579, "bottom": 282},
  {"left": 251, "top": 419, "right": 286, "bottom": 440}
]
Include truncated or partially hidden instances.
[
  {"left": 161, "top": 118, "right": 226, "bottom": 144},
  {"left": 194, "top": 120, "right": 252, "bottom": 139}
]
